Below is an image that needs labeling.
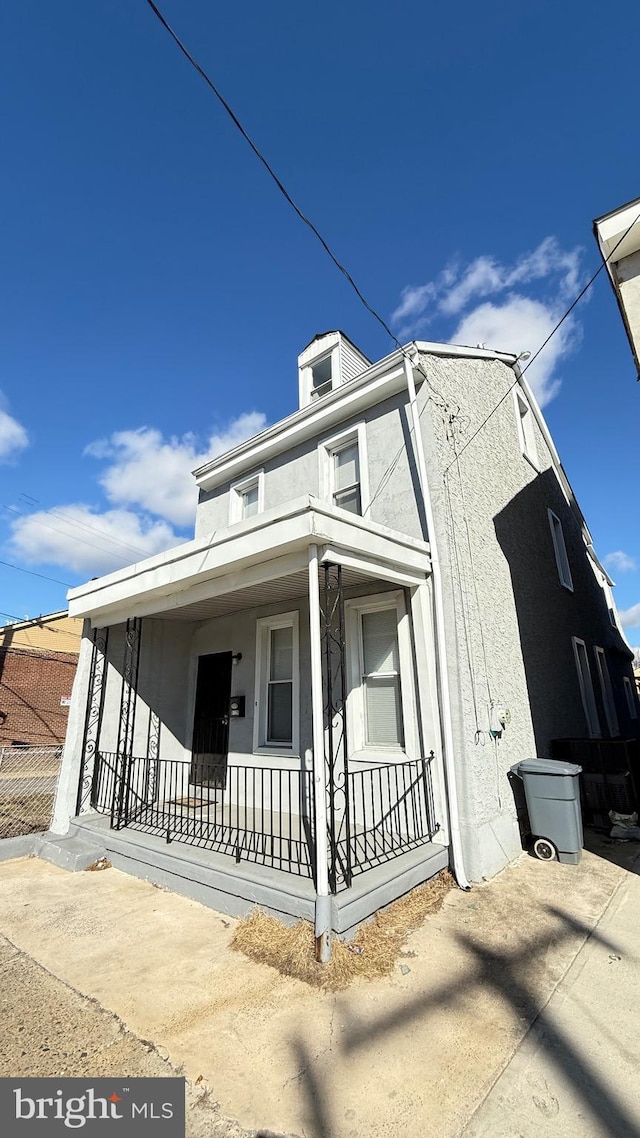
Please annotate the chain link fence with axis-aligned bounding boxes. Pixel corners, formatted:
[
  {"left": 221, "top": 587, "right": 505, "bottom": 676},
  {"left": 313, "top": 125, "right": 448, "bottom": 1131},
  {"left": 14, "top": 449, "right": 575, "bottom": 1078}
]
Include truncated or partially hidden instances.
[{"left": 0, "top": 745, "right": 63, "bottom": 840}]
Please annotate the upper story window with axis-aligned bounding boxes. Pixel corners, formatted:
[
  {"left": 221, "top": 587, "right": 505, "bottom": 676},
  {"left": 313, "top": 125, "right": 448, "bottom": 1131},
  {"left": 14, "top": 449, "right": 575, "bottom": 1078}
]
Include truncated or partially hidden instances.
[
  {"left": 298, "top": 331, "right": 370, "bottom": 409},
  {"left": 333, "top": 441, "right": 361, "bottom": 514},
  {"left": 548, "top": 509, "right": 573, "bottom": 591},
  {"left": 593, "top": 646, "right": 619, "bottom": 736},
  {"left": 572, "top": 637, "right": 601, "bottom": 738},
  {"left": 623, "top": 676, "right": 638, "bottom": 721},
  {"left": 311, "top": 355, "right": 333, "bottom": 400},
  {"left": 319, "top": 423, "right": 369, "bottom": 518},
  {"left": 229, "top": 470, "right": 264, "bottom": 525},
  {"left": 513, "top": 389, "right": 539, "bottom": 469}
]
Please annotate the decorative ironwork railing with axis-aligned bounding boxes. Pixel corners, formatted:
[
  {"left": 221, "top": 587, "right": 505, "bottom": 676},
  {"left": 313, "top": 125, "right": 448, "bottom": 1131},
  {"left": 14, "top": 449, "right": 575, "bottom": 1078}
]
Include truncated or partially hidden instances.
[
  {"left": 333, "top": 754, "right": 439, "bottom": 890},
  {"left": 90, "top": 751, "right": 439, "bottom": 886},
  {"left": 92, "top": 753, "right": 317, "bottom": 878}
]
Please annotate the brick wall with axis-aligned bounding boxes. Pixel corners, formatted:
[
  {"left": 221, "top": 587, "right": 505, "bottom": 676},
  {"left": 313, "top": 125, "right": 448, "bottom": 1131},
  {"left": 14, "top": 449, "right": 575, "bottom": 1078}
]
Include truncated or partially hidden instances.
[{"left": 0, "top": 647, "right": 79, "bottom": 747}]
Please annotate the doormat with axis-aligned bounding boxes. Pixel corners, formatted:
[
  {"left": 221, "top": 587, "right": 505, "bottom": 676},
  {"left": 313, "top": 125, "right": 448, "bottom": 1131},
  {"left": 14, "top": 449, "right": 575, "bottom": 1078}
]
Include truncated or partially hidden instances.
[{"left": 169, "top": 797, "right": 215, "bottom": 809}]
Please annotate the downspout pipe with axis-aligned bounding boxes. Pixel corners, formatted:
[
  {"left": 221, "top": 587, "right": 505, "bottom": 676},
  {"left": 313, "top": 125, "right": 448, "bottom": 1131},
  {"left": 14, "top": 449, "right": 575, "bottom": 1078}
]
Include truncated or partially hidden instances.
[
  {"left": 308, "top": 543, "right": 332, "bottom": 961},
  {"left": 403, "top": 351, "right": 471, "bottom": 891}
]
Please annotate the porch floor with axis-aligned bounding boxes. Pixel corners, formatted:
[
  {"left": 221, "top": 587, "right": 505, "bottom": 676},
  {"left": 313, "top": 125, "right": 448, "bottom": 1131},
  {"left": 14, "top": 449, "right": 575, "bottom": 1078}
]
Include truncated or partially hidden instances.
[{"left": 67, "top": 813, "right": 449, "bottom": 935}]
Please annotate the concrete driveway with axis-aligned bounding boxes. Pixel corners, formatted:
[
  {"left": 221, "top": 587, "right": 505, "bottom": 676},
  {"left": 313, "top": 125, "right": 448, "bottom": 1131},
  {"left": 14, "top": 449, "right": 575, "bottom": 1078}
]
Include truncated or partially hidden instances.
[{"left": 0, "top": 835, "right": 638, "bottom": 1138}]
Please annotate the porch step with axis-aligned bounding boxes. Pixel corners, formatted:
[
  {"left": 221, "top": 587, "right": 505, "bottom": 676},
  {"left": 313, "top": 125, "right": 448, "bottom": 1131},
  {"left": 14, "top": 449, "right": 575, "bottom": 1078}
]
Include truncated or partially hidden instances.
[
  {"left": 37, "top": 831, "right": 108, "bottom": 872},
  {"left": 68, "top": 814, "right": 450, "bottom": 934}
]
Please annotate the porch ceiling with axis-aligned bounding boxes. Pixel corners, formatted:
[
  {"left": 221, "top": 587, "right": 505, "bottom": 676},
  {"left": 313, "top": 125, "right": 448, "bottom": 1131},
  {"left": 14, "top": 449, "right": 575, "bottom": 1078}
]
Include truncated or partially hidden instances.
[
  {"left": 154, "top": 565, "right": 370, "bottom": 622},
  {"left": 67, "top": 497, "right": 431, "bottom": 628}
]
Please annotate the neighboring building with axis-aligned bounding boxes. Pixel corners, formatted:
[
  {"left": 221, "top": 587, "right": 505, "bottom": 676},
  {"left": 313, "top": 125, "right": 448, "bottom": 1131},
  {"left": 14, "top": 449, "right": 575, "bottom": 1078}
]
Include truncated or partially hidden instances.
[
  {"left": 594, "top": 195, "right": 640, "bottom": 378},
  {"left": 0, "top": 612, "right": 83, "bottom": 748},
  {"left": 48, "top": 331, "right": 637, "bottom": 941}
]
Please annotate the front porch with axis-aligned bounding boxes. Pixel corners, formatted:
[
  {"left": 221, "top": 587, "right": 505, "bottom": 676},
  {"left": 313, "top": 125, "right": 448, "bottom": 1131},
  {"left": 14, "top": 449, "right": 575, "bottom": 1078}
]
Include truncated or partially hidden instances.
[
  {"left": 91, "top": 750, "right": 439, "bottom": 891},
  {"left": 55, "top": 498, "right": 449, "bottom": 930}
]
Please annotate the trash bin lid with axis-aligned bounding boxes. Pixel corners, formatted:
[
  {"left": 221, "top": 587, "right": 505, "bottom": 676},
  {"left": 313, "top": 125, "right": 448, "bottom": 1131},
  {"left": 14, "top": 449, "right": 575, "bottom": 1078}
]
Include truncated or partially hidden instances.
[{"left": 515, "top": 757, "right": 582, "bottom": 776}]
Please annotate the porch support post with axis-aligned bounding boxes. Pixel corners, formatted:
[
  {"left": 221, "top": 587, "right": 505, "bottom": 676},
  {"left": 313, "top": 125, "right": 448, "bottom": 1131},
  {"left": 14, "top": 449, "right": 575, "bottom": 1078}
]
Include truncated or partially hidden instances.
[
  {"left": 309, "top": 543, "right": 332, "bottom": 963},
  {"left": 113, "top": 617, "right": 142, "bottom": 829},
  {"left": 76, "top": 626, "right": 109, "bottom": 815}
]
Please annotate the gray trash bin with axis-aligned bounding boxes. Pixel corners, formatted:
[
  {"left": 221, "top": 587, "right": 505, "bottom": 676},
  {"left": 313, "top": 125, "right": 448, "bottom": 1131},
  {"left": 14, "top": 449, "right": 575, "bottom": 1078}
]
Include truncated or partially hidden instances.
[{"left": 511, "top": 758, "right": 583, "bottom": 864}]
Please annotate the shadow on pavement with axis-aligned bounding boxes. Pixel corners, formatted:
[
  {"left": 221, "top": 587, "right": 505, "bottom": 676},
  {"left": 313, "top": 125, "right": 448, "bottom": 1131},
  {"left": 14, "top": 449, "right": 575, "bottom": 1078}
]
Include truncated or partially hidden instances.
[{"left": 290, "top": 903, "right": 639, "bottom": 1138}]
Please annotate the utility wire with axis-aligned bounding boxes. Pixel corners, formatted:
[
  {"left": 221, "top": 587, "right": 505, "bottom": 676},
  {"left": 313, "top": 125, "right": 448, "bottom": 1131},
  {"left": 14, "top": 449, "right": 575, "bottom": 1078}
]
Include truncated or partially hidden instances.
[
  {"left": 144, "top": 0, "right": 404, "bottom": 352},
  {"left": 17, "top": 495, "right": 154, "bottom": 559},
  {"left": 2, "top": 504, "right": 136, "bottom": 566},
  {"left": 0, "top": 560, "right": 71, "bottom": 588},
  {"left": 442, "top": 209, "right": 640, "bottom": 474},
  {"left": 144, "top": 1, "right": 640, "bottom": 516}
]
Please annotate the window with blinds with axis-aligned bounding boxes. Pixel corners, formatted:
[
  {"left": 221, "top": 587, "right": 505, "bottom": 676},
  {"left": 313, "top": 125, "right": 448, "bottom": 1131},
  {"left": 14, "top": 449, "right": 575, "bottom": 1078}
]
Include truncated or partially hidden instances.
[
  {"left": 333, "top": 441, "right": 361, "bottom": 515},
  {"left": 360, "top": 608, "right": 404, "bottom": 747}
]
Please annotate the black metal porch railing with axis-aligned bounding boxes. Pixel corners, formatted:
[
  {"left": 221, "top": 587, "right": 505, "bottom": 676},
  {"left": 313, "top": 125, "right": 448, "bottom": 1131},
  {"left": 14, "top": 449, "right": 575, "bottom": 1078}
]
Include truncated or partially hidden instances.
[
  {"left": 334, "top": 754, "right": 439, "bottom": 889},
  {"left": 90, "top": 751, "right": 439, "bottom": 886},
  {"left": 93, "top": 753, "right": 317, "bottom": 877}
]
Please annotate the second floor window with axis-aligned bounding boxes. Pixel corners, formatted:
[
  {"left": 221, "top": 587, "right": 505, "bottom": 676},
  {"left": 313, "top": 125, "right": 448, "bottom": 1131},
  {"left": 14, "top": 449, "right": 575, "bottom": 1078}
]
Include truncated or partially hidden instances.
[
  {"left": 319, "top": 423, "right": 369, "bottom": 518},
  {"left": 229, "top": 470, "right": 264, "bottom": 524},
  {"left": 548, "top": 509, "right": 573, "bottom": 591},
  {"left": 333, "top": 441, "right": 361, "bottom": 514}
]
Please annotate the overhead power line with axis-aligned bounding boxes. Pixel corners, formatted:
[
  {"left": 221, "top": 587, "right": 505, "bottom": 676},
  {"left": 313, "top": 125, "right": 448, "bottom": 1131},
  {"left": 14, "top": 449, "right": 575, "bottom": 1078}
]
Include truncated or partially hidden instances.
[
  {"left": 2, "top": 504, "right": 139, "bottom": 566},
  {"left": 143, "top": 0, "right": 640, "bottom": 503},
  {"left": 143, "top": 0, "right": 403, "bottom": 351},
  {"left": 0, "top": 559, "right": 71, "bottom": 588},
  {"left": 442, "top": 207, "right": 640, "bottom": 474},
  {"left": 16, "top": 495, "right": 153, "bottom": 559}
]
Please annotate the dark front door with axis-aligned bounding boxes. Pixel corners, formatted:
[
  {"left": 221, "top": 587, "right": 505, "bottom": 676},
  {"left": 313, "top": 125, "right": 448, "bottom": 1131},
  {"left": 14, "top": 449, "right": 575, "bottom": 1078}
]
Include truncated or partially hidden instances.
[{"left": 190, "top": 652, "right": 233, "bottom": 788}]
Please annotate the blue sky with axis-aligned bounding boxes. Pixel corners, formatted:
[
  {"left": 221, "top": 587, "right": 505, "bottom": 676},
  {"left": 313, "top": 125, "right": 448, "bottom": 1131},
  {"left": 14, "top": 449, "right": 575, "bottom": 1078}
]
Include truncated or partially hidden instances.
[{"left": 1, "top": 0, "right": 640, "bottom": 639}]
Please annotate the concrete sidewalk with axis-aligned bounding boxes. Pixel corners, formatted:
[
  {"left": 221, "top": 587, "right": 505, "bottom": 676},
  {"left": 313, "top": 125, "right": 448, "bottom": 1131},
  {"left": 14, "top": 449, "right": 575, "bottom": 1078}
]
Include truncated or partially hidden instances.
[
  {"left": 462, "top": 843, "right": 640, "bottom": 1138},
  {"left": 0, "top": 837, "right": 638, "bottom": 1138}
]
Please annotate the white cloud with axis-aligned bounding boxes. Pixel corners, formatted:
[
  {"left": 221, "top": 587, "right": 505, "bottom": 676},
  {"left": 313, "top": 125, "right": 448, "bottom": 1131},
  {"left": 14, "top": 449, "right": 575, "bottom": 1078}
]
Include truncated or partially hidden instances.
[
  {"left": 391, "top": 237, "right": 584, "bottom": 407},
  {"left": 604, "top": 550, "right": 637, "bottom": 574},
  {"left": 87, "top": 412, "right": 267, "bottom": 527},
  {"left": 620, "top": 602, "right": 640, "bottom": 630},
  {"left": 9, "top": 505, "right": 179, "bottom": 576},
  {"left": 8, "top": 411, "right": 267, "bottom": 577},
  {"left": 453, "top": 295, "right": 578, "bottom": 407},
  {"left": 0, "top": 392, "right": 28, "bottom": 462}
]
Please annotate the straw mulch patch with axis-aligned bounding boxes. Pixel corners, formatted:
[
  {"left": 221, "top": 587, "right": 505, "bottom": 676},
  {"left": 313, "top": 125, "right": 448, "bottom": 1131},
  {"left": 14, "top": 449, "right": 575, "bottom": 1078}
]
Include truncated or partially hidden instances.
[{"left": 231, "top": 869, "right": 454, "bottom": 990}]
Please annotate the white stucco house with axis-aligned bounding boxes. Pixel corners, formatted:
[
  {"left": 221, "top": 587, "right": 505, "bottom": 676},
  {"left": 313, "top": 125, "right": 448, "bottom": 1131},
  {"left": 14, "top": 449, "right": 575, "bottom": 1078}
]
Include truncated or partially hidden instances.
[{"left": 38, "top": 331, "right": 637, "bottom": 945}]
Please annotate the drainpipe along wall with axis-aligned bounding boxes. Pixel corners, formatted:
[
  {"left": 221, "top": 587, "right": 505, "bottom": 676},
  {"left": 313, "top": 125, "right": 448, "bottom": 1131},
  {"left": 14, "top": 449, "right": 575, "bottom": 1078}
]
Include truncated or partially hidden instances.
[
  {"left": 308, "top": 543, "right": 332, "bottom": 961},
  {"left": 403, "top": 351, "right": 470, "bottom": 891}
]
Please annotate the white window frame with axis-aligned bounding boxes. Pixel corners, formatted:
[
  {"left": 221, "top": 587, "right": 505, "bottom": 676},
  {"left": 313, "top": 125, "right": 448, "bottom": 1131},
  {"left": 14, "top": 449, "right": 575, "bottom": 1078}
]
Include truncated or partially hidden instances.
[
  {"left": 344, "top": 592, "right": 418, "bottom": 760},
  {"left": 572, "top": 637, "right": 601, "bottom": 738},
  {"left": 623, "top": 676, "right": 638, "bottom": 721},
  {"left": 593, "top": 646, "right": 619, "bottom": 737},
  {"left": 229, "top": 469, "right": 264, "bottom": 525},
  {"left": 318, "top": 422, "right": 370, "bottom": 517},
  {"left": 548, "top": 509, "right": 574, "bottom": 591},
  {"left": 253, "top": 611, "right": 299, "bottom": 756},
  {"left": 309, "top": 352, "right": 334, "bottom": 400},
  {"left": 513, "top": 388, "right": 540, "bottom": 470}
]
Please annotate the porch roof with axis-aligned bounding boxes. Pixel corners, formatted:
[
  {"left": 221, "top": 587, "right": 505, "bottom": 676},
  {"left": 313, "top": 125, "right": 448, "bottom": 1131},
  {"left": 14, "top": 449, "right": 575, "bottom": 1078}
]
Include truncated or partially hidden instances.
[{"left": 67, "top": 497, "right": 431, "bottom": 628}]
